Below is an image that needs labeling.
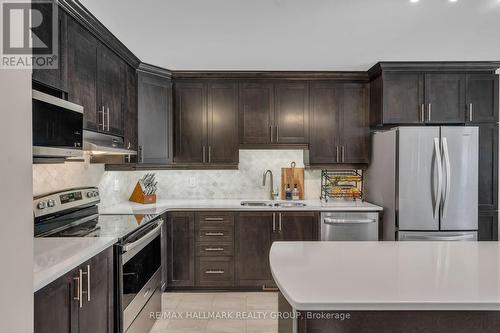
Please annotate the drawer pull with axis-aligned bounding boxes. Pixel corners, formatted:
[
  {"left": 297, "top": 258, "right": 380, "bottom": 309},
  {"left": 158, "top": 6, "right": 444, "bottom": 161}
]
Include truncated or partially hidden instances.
[
  {"left": 205, "top": 270, "right": 225, "bottom": 274},
  {"left": 204, "top": 217, "right": 224, "bottom": 221},
  {"left": 205, "top": 232, "right": 224, "bottom": 236},
  {"left": 205, "top": 247, "right": 224, "bottom": 251}
]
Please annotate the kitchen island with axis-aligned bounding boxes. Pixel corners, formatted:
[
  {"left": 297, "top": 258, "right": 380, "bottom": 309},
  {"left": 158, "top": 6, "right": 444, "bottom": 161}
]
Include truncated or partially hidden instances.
[{"left": 270, "top": 241, "right": 500, "bottom": 333}]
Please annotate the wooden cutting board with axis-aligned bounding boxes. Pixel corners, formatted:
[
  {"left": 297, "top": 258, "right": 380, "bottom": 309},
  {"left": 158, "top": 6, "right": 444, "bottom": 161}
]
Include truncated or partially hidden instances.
[{"left": 281, "top": 162, "right": 305, "bottom": 200}]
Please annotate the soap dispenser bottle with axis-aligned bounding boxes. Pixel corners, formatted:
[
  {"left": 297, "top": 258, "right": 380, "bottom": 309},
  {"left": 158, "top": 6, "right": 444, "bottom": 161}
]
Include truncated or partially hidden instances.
[
  {"left": 285, "top": 184, "right": 293, "bottom": 200},
  {"left": 292, "top": 184, "right": 299, "bottom": 201}
]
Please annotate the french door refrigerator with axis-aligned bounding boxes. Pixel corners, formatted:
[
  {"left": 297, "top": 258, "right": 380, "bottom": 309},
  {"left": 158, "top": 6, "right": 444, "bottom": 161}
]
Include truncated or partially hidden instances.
[{"left": 365, "top": 126, "right": 479, "bottom": 241}]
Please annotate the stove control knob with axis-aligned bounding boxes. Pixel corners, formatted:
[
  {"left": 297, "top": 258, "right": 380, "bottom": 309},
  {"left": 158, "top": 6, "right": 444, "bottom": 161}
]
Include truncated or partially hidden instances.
[
  {"left": 93, "top": 191, "right": 99, "bottom": 197},
  {"left": 37, "top": 202, "right": 46, "bottom": 210},
  {"left": 47, "top": 199, "right": 56, "bottom": 208},
  {"left": 87, "top": 192, "right": 93, "bottom": 198}
]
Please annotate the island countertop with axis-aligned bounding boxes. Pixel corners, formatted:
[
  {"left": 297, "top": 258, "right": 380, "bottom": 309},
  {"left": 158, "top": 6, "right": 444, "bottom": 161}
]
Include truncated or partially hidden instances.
[{"left": 269, "top": 241, "right": 500, "bottom": 311}]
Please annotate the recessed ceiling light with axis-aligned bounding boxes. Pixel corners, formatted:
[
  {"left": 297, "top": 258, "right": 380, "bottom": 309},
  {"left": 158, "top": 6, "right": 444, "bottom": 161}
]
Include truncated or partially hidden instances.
[
  {"left": 449, "top": 0, "right": 458, "bottom": 2},
  {"left": 410, "top": 0, "right": 419, "bottom": 3}
]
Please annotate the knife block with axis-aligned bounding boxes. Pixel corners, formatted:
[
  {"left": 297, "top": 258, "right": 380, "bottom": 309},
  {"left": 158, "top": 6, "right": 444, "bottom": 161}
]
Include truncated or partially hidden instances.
[{"left": 129, "top": 182, "right": 157, "bottom": 204}]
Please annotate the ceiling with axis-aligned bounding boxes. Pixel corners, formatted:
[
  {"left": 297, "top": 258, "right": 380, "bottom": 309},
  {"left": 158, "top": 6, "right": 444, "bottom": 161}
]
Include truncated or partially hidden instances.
[{"left": 80, "top": 0, "right": 500, "bottom": 71}]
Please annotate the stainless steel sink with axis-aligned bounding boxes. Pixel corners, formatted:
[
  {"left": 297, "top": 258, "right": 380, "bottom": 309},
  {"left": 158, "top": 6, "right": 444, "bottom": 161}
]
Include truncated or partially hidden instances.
[
  {"left": 240, "top": 201, "right": 273, "bottom": 207},
  {"left": 273, "top": 202, "right": 307, "bottom": 207}
]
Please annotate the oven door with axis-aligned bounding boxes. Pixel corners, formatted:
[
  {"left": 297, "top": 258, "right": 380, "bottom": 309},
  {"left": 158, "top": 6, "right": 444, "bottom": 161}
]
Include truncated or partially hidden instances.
[
  {"left": 121, "top": 218, "right": 163, "bottom": 332},
  {"left": 32, "top": 90, "right": 84, "bottom": 157}
]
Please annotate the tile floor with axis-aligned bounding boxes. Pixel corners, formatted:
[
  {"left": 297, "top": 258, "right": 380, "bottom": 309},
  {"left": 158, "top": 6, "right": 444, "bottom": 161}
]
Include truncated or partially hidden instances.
[{"left": 149, "top": 292, "right": 279, "bottom": 333}]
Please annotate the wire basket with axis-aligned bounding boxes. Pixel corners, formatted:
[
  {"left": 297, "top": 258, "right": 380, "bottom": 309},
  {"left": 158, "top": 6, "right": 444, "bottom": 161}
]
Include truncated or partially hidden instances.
[{"left": 321, "top": 170, "right": 363, "bottom": 202}]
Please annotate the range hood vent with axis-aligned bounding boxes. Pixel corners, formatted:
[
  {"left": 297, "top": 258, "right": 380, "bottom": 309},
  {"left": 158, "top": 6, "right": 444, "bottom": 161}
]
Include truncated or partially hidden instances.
[{"left": 83, "top": 130, "right": 137, "bottom": 156}]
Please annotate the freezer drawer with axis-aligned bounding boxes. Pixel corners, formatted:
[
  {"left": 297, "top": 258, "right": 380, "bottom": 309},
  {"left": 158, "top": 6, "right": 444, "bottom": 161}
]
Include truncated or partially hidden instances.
[
  {"left": 321, "top": 212, "right": 379, "bottom": 241},
  {"left": 397, "top": 231, "right": 477, "bottom": 241}
]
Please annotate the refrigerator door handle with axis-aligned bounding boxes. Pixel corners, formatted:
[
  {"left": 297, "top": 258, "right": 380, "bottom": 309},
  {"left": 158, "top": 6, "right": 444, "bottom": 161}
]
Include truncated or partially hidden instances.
[
  {"left": 433, "top": 138, "right": 443, "bottom": 220},
  {"left": 441, "top": 137, "right": 451, "bottom": 219}
]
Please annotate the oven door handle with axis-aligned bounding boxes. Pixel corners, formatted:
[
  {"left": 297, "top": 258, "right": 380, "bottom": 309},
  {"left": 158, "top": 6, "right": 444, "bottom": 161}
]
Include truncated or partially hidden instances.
[{"left": 123, "top": 219, "right": 163, "bottom": 253}]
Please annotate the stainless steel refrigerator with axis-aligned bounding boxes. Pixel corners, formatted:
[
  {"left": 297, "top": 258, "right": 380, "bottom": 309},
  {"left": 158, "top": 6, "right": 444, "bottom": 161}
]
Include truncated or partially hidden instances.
[{"left": 365, "top": 126, "right": 479, "bottom": 241}]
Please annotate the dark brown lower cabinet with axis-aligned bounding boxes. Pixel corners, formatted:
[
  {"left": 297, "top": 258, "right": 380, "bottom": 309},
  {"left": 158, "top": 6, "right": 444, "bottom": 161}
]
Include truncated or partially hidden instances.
[
  {"left": 166, "top": 212, "right": 195, "bottom": 287},
  {"left": 278, "top": 212, "right": 319, "bottom": 241},
  {"left": 35, "top": 247, "right": 114, "bottom": 333},
  {"left": 478, "top": 211, "right": 498, "bottom": 241}
]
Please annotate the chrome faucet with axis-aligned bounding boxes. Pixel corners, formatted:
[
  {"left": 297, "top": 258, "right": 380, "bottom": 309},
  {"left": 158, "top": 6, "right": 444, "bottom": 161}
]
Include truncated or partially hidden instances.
[{"left": 262, "top": 170, "right": 279, "bottom": 200}]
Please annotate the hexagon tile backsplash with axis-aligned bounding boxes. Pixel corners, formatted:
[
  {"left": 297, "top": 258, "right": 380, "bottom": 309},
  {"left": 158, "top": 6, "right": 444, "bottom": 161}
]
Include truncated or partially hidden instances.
[{"left": 33, "top": 150, "right": 322, "bottom": 208}]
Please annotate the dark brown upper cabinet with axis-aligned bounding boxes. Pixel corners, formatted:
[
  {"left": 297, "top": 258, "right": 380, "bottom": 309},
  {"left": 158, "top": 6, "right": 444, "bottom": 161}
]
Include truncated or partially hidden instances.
[
  {"left": 424, "top": 73, "right": 465, "bottom": 124},
  {"left": 466, "top": 74, "right": 499, "bottom": 123},
  {"left": 96, "top": 44, "right": 124, "bottom": 136},
  {"left": 274, "top": 82, "right": 310, "bottom": 143},
  {"left": 67, "top": 17, "right": 98, "bottom": 131},
  {"left": 239, "top": 82, "right": 275, "bottom": 144},
  {"left": 369, "top": 62, "right": 500, "bottom": 126},
  {"left": 137, "top": 70, "right": 173, "bottom": 164},
  {"left": 239, "top": 81, "right": 309, "bottom": 145},
  {"left": 307, "top": 82, "right": 369, "bottom": 165},
  {"left": 174, "top": 81, "right": 239, "bottom": 165},
  {"left": 32, "top": 7, "right": 68, "bottom": 92}
]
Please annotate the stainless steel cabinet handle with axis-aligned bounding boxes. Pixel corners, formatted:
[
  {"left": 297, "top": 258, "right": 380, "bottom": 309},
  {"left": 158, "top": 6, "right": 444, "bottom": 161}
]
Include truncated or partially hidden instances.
[
  {"left": 205, "top": 247, "right": 224, "bottom": 251},
  {"left": 428, "top": 103, "right": 432, "bottom": 122},
  {"left": 278, "top": 213, "right": 282, "bottom": 232},
  {"left": 138, "top": 145, "right": 143, "bottom": 163},
  {"left": 106, "top": 107, "right": 110, "bottom": 131},
  {"left": 78, "top": 269, "right": 83, "bottom": 308},
  {"left": 336, "top": 146, "right": 339, "bottom": 163},
  {"left": 420, "top": 104, "right": 425, "bottom": 122},
  {"left": 270, "top": 126, "right": 273, "bottom": 143},
  {"left": 205, "top": 232, "right": 224, "bottom": 236},
  {"left": 204, "top": 217, "right": 224, "bottom": 221},
  {"left": 341, "top": 146, "right": 345, "bottom": 163},
  {"left": 86, "top": 265, "right": 90, "bottom": 301},
  {"left": 276, "top": 126, "right": 279, "bottom": 142},
  {"left": 205, "top": 270, "right": 225, "bottom": 274},
  {"left": 272, "top": 213, "right": 276, "bottom": 232},
  {"left": 469, "top": 103, "right": 473, "bottom": 122},
  {"left": 73, "top": 276, "right": 81, "bottom": 305}
]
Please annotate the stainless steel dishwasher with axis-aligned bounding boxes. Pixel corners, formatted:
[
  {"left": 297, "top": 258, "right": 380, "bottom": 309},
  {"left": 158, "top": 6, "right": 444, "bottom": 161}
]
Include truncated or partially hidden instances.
[{"left": 321, "top": 212, "right": 379, "bottom": 241}]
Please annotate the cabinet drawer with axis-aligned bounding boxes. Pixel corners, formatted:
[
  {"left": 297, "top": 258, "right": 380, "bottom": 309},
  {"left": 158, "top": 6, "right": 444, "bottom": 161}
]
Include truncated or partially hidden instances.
[
  {"left": 196, "top": 257, "right": 234, "bottom": 286},
  {"left": 196, "top": 243, "right": 234, "bottom": 257},
  {"left": 197, "top": 225, "right": 234, "bottom": 242},
  {"left": 196, "top": 212, "right": 234, "bottom": 226}
]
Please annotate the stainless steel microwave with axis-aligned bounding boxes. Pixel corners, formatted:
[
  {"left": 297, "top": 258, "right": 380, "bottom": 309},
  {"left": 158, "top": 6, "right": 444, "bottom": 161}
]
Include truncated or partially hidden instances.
[{"left": 32, "top": 90, "right": 84, "bottom": 158}]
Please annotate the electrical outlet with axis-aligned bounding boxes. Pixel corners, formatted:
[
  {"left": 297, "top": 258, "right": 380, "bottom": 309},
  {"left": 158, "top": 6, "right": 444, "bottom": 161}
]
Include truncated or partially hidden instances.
[
  {"left": 188, "top": 177, "right": 197, "bottom": 188},
  {"left": 113, "top": 179, "right": 120, "bottom": 191}
]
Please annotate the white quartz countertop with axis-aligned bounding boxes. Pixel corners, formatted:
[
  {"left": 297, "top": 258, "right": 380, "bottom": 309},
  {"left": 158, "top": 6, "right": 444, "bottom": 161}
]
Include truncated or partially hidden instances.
[
  {"left": 34, "top": 237, "right": 117, "bottom": 292},
  {"left": 270, "top": 241, "right": 500, "bottom": 311},
  {"left": 99, "top": 199, "right": 382, "bottom": 215}
]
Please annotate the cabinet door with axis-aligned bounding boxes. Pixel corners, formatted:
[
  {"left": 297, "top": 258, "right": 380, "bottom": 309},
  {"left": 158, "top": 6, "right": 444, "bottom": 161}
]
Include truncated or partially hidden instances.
[
  {"left": 235, "top": 212, "right": 274, "bottom": 287},
  {"left": 35, "top": 269, "right": 78, "bottom": 333},
  {"left": 167, "top": 212, "right": 195, "bottom": 287},
  {"left": 78, "top": 247, "right": 114, "bottom": 333},
  {"left": 382, "top": 73, "right": 423, "bottom": 124},
  {"left": 466, "top": 74, "right": 498, "bottom": 123},
  {"left": 174, "top": 82, "right": 207, "bottom": 163},
  {"left": 138, "top": 72, "right": 173, "bottom": 164},
  {"left": 341, "top": 83, "right": 369, "bottom": 164},
  {"left": 308, "top": 82, "right": 342, "bottom": 164},
  {"left": 67, "top": 18, "right": 98, "bottom": 131},
  {"left": 478, "top": 124, "right": 499, "bottom": 212},
  {"left": 478, "top": 211, "right": 498, "bottom": 241},
  {"left": 207, "top": 82, "right": 239, "bottom": 164},
  {"left": 239, "top": 82, "right": 274, "bottom": 144},
  {"left": 32, "top": 7, "right": 67, "bottom": 92},
  {"left": 279, "top": 212, "right": 319, "bottom": 241},
  {"left": 123, "top": 65, "right": 138, "bottom": 158},
  {"left": 275, "top": 82, "right": 309, "bottom": 143},
  {"left": 97, "top": 44, "right": 124, "bottom": 136},
  {"left": 424, "top": 73, "right": 465, "bottom": 123}
]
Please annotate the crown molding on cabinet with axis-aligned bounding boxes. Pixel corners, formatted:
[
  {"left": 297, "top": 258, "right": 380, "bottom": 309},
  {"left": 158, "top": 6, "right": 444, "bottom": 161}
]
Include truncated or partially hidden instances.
[
  {"left": 171, "top": 71, "right": 369, "bottom": 82},
  {"left": 137, "top": 63, "right": 173, "bottom": 79}
]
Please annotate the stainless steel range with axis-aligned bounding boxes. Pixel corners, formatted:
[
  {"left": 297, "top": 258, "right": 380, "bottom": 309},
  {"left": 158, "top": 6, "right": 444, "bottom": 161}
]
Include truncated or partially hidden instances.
[{"left": 34, "top": 187, "right": 164, "bottom": 333}]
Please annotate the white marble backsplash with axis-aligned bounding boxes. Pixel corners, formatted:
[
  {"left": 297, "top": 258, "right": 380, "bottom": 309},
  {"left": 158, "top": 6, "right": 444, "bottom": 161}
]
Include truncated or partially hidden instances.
[{"left": 33, "top": 150, "right": 322, "bottom": 208}]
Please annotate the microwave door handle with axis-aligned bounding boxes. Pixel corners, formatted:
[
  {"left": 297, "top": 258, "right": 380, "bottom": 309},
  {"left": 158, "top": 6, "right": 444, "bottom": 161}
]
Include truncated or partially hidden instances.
[
  {"left": 123, "top": 220, "right": 163, "bottom": 252},
  {"left": 433, "top": 138, "right": 443, "bottom": 220},
  {"left": 441, "top": 138, "right": 451, "bottom": 219}
]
